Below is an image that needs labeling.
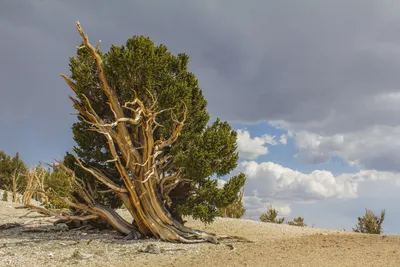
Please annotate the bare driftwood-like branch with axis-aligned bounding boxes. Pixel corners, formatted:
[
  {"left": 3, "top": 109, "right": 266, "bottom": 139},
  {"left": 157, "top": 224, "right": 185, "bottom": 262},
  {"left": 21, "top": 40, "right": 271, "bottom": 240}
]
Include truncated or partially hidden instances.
[{"left": 22, "top": 165, "right": 49, "bottom": 205}]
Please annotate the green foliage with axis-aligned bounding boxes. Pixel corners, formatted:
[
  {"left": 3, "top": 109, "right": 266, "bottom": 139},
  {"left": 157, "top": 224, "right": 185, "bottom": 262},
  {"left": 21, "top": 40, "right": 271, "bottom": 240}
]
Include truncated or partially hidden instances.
[
  {"left": 353, "top": 208, "right": 385, "bottom": 234},
  {"left": 219, "top": 190, "right": 245, "bottom": 219},
  {"left": 260, "top": 205, "right": 285, "bottom": 224},
  {"left": 43, "top": 168, "right": 73, "bottom": 209},
  {"left": 287, "top": 217, "right": 307, "bottom": 227},
  {"left": 63, "top": 36, "right": 245, "bottom": 223},
  {"left": 173, "top": 173, "right": 246, "bottom": 223},
  {"left": 0, "top": 151, "right": 27, "bottom": 191}
]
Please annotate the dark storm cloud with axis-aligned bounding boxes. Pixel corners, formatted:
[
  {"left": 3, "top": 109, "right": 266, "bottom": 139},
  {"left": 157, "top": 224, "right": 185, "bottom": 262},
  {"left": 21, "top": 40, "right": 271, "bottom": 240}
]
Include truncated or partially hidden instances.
[{"left": 2, "top": 0, "right": 400, "bottom": 166}]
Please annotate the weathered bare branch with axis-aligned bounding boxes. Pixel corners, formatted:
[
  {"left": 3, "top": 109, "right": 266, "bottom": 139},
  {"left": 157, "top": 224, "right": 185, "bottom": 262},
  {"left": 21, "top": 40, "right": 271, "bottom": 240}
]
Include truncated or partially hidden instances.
[
  {"left": 95, "top": 40, "right": 101, "bottom": 50},
  {"left": 73, "top": 156, "right": 128, "bottom": 193},
  {"left": 155, "top": 102, "right": 187, "bottom": 151},
  {"left": 156, "top": 155, "right": 172, "bottom": 166},
  {"left": 60, "top": 74, "right": 77, "bottom": 92},
  {"left": 74, "top": 21, "right": 142, "bottom": 167},
  {"left": 17, "top": 204, "right": 99, "bottom": 222}
]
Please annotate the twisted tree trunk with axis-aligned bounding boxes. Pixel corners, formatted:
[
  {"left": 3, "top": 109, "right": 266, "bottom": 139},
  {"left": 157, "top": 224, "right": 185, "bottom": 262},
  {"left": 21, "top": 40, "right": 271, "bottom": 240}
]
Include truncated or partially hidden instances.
[{"left": 44, "top": 21, "right": 218, "bottom": 243}]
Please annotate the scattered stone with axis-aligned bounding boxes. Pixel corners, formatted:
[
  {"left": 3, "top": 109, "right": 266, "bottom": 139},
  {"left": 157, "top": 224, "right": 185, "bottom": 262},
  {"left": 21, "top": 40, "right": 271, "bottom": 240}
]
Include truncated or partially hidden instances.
[
  {"left": 139, "top": 244, "right": 162, "bottom": 254},
  {"left": 71, "top": 249, "right": 94, "bottom": 260},
  {"left": 226, "top": 244, "right": 236, "bottom": 251},
  {"left": 53, "top": 223, "right": 69, "bottom": 232}
]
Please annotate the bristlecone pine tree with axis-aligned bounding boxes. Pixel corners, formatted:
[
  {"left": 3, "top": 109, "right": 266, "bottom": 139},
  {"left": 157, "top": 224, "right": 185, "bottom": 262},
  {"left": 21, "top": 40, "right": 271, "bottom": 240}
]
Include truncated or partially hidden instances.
[
  {"left": 259, "top": 205, "right": 285, "bottom": 224},
  {"left": 24, "top": 22, "right": 245, "bottom": 243},
  {"left": 63, "top": 22, "right": 245, "bottom": 225},
  {"left": 353, "top": 208, "right": 385, "bottom": 234},
  {"left": 287, "top": 217, "right": 307, "bottom": 227}
]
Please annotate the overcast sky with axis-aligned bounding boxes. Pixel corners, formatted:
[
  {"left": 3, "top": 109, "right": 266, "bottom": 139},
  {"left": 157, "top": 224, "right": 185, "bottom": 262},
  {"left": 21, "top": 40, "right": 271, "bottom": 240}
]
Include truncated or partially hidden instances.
[{"left": 2, "top": 0, "right": 400, "bottom": 233}]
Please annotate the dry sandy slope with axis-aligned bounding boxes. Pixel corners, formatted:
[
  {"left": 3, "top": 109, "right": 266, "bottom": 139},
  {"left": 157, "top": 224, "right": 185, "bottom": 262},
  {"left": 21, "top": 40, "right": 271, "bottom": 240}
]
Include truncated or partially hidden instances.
[{"left": 0, "top": 200, "right": 399, "bottom": 267}]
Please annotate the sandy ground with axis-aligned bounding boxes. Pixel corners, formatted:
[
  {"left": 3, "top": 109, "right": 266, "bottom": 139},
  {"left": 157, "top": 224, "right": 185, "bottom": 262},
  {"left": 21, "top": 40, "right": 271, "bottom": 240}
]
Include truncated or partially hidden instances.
[{"left": 0, "top": 199, "right": 400, "bottom": 267}]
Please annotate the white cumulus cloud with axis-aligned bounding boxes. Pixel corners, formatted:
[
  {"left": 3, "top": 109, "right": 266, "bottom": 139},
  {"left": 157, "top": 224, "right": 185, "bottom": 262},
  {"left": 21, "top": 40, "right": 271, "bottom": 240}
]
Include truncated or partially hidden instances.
[
  {"left": 279, "top": 134, "right": 288, "bottom": 145},
  {"left": 217, "top": 179, "right": 227, "bottom": 189},
  {"left": 243, "top": 195, "right": 291, "bottom": 219},
  {"left": 240, "top": 161, "right": 359, "bottom": 201},
  {"left": 236, "top": 129, "right": 278, "bottom": 160},
  {"left": 238, "top": 160, "right": 400, "bottom": 219},
  {"left": 291, "top": 126, "right": 400, "bottom": 171}
]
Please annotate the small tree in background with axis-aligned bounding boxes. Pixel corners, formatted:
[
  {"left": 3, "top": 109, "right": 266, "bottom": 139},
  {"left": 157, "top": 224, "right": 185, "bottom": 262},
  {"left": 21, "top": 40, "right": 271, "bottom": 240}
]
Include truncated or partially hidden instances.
[
  {"left": 219, "top": 190, "right": 245, "bottom": 218},
  {"left": 287, "top": 217, "right": 307, "bottom": 227},
  {"left": 353, "top": 208, "right": 385, "bottom": 234},
  {"left": 0, "top": 151, "right": 27, "bottom": 192},
  {"left": 11, "top": 169, "right": 23, "bottom": 202},
  {"left": 260, "top": 205, "right": 285, "bottom": 224}
]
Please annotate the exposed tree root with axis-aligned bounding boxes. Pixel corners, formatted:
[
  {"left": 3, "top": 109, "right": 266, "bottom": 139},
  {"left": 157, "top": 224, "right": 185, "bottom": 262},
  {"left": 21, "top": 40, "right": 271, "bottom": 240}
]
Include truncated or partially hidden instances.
[
  {"left": 17, "top": 203, "right": 246, "bottom": 244},
  {"left": 16, "top": 205, "right": 99, "bottom": 223},
  {"left": 217, "top": 235, "right": 255, "bottom": 243}
]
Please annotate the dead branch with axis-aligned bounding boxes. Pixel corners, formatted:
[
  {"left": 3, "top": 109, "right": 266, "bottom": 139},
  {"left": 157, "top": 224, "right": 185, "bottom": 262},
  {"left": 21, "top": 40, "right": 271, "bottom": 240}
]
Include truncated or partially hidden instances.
[
  {"left": 12, "top": 170, "right": 19, "bottom": 202},
  {"left": 22, "top": 165, "right": 49, "bottom": 205}
]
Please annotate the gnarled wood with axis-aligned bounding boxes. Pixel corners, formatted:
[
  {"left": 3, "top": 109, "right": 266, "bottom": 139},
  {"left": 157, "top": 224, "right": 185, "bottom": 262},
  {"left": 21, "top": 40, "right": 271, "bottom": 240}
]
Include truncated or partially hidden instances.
[
  {"left": 22, "top": 165, "right": 48, "bottom": 205},
  {"left": 21, "top": 21, "right": 219, "bottom": 243}
]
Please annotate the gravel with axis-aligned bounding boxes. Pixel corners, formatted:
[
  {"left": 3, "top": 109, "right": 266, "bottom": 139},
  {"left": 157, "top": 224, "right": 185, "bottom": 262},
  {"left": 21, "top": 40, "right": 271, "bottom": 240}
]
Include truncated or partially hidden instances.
[{"left": 1, "top": 198, "right": 399, "bottom": 267}]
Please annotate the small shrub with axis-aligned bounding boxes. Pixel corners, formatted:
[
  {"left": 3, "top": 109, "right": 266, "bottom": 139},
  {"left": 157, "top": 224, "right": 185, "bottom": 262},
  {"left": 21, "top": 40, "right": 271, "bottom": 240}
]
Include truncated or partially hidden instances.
[
  {"left": 43, "top": 168, "right": 73, "bottom": 209},
  {"left": 353, "top": 208, "right": 385, "bottom": 234},
  {"left": 219, "top": 190, "right": 245, "bottom": 218},
  {"left": 287, "top": 217, "right": 307, "bottom": 227},
  {"left": 260, "top": 205, "right": 285, "bottom": 224}
]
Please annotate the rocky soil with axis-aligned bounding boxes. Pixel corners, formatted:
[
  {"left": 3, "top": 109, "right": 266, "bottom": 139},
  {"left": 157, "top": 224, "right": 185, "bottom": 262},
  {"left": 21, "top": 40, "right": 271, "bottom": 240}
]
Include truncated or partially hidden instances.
[{"left": 0, "top": 198, "right": 399, "bottom": 267}]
